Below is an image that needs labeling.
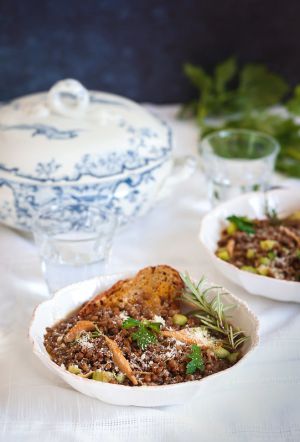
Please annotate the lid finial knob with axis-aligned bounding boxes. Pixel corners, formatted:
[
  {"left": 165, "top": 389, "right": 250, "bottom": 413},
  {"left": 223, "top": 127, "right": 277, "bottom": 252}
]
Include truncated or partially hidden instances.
[{"left": 47, "top": 79, "right": 89, "bottom": 118}]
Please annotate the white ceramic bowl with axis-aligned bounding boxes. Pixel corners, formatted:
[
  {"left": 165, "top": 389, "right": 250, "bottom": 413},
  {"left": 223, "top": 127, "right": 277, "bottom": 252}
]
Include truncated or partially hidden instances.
[
  {"left": 29, "top": 271, "right": 259, "bottom": 407},
  {"left": 199, "top": 188, "right": 300, "bottom": 303}
]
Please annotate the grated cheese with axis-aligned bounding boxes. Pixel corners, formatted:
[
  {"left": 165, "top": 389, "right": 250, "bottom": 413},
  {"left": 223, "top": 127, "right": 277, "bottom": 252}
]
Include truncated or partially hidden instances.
[
  {"left": 185, "top": 327, "right": 215, "bottom": 347},
  {"left": 153, "top": 315, "right": 165, "bottom": 326},
  {"left": 77, "top": 333, "right": 94, "bottom": 350},
  {"left": 119, "top": 311, "right": 129, "bottom": 320}
]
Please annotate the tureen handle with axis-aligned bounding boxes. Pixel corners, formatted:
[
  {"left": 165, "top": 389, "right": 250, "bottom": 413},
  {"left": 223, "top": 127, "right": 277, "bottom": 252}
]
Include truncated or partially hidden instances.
[{"left": 47, "top": 79, "right": 89, "bottom": 118}]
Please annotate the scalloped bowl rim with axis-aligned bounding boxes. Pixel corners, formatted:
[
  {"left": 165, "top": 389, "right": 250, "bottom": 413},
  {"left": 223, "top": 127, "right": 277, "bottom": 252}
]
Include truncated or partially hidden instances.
[
  {"left": 29, "top": 271, "right": 259, "bottom": 406},
  {"left": 199, "top": 188, "right": 300, "bottom": 302}
]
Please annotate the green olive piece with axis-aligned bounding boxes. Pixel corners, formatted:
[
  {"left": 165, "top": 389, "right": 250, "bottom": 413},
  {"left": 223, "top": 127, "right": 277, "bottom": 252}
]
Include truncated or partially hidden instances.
[
  {"left": 241, "top": 265, "right": 257, "bottom": 274},
  {"left": 172, "top": 313, "right": 188, "bottom": 326},
  {"left": 214, "top": 347, "right": 230, "bottom": 359},
  {"left": 67, "top": 364, "right": 82, "bottom": 375},
  {"left": 227, "top": 352, "right": 239, "bottom": 364},
  {"left": 92, "top": 370, "right": 115, "bottom": 382},
  {"left": 226, "top": 222, "right": 237, "bottom": 235},
  {"left": 260, "top": 240, "right": 277, "bottom": 251},
  {"left": 246, "top": 249, "right": 256, "bottom": 259},
  {"left": 217, "top": 249, "right": 230, "bottom": 261}
]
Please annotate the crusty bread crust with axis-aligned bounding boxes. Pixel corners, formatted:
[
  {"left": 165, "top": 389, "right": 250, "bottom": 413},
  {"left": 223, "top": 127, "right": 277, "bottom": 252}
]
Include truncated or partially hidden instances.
[{"left": 79, "top": 265, "right": 184, "bottom": 316}]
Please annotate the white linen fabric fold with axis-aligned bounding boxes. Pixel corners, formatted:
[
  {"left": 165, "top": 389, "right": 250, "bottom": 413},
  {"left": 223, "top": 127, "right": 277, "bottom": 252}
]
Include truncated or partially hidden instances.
[{"left": 1, "top": 106, "right": 300, "bottom": 442}]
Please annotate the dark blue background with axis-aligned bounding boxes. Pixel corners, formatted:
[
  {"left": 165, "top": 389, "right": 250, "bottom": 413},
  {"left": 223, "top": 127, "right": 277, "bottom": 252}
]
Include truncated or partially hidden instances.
[{"left": 1, "top": 0, "right": 300, "bottom": 103}]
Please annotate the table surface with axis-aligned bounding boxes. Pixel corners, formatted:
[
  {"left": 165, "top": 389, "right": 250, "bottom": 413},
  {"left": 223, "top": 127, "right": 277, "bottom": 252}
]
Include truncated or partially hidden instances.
[{"left": 1, "top": 105, "right": 300, "bottom": 442}]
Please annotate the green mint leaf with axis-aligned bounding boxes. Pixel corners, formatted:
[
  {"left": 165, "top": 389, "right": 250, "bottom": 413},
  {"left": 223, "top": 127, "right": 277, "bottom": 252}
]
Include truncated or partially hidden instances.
[
  {"left": 238, "top": 63, "right": 289, "bottom": 109},
  {"left": 286, "top": 85, "right": 300, "bottom": 115},
  {"left": 186, "top": 345, "right": 205, "bottom": 374},
  {"left": 227, "top": 215, "right": 255, "bottom": 234},
  {"left": 132, "top": 326, "right": 157, "bottom": 350},
  {"left": 122, "top": 317, "right": 141, "bottom": 329},
  {"left": 184, "top": 63, "right": 212, "bottom": 92},
  {"left": 214, "top": 57, "right": 237, "bottom": 95}
]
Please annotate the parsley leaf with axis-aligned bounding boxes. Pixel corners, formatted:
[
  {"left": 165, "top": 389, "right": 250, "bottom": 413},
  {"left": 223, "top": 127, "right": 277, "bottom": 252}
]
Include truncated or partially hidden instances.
[
  {"left": 186, "top": 345, "right": 205, "bottom": 374},
  {"left": 122, "top": 318, "right": 141, "bottom": 329},
  {"left": 122, "top": 317, "right": 162, "bottom": 350},
  {"left": 143, "top": 320, "right": 162, "bottom": 333},
  {"left": 227, "top": 215, "right": 255, "bottom": 234},
  {"left": 131, "top": 326, "right": 158, "bottom": 350}
]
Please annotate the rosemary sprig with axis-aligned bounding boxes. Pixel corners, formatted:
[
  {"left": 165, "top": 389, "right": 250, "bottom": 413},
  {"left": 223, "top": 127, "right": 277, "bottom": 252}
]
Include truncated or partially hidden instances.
[
  {"left": 90, "top": 324, "right": 102, "bottom": 338},
  {"left": 181, "top": 273, "right": 248, "bottom": 351}
]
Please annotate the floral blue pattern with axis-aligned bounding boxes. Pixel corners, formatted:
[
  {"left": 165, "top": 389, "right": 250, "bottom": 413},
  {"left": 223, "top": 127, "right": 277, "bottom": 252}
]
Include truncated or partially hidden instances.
[
  {"left": 0, "top": 124, "right": 81, "bottom": 139},
  {"left": 0, "top": 118, "right": 172, "bottom": 182},
  {"left": 0, "top": 161, "right": 168, "bottom": 230}
]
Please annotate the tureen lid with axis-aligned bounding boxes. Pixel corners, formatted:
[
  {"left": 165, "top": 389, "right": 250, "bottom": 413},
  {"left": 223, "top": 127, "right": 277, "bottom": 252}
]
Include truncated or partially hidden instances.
[{"left": 0, "top": 79, "right": 172, "bottom": 183}]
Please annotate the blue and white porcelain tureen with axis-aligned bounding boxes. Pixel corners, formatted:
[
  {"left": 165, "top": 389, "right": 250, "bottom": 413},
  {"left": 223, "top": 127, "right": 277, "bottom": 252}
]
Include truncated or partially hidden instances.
[{"left": 0, "top": 79, "right": 194, "bottom": 230}]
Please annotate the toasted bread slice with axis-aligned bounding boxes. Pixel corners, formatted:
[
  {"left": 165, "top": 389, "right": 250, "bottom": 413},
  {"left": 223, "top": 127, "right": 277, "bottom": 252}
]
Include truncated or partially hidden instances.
[{"left": 79, "top": 265, "right": 183, "bottom": 316}]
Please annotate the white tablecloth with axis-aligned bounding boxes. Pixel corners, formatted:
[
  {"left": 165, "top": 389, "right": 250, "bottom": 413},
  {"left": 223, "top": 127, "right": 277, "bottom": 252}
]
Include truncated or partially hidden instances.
[{"left": 1, "top": 106, "right": 300, "bottom": 442}]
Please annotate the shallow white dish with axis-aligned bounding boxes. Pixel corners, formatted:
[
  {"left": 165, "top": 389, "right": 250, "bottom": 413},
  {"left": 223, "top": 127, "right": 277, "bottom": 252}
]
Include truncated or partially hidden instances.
[
  {"left": 199, "top": 188, "right": 300, "bottom": 303},
  {"left": 29, "top": 271, "right": 259, "bottom": 407}
]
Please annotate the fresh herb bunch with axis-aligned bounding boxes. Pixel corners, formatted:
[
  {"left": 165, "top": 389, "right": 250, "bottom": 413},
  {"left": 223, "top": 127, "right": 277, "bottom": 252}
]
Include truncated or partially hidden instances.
[
  {"left": 181, "top": 273, "right": 248, "bottom": 351},
  {"left": 122, "top": 317, "right": 162, "bottom": 350},
  {"left": 227, "top": 215, "right": 255, "bottom": 234},
  {"left": 186, "top": 344, "right": 205, "bottom": 375},
  {"left": 181, "top": 57, "right": 300, "bottom": 178}
]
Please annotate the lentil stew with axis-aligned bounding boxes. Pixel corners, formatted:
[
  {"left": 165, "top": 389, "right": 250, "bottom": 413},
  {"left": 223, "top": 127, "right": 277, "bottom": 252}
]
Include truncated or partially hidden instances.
[
  {"left": 216, "top": 211, "right": 300, "bottom": 282},
  {"left": 44, "top": 265, "right": 246, "bottom": 386}
]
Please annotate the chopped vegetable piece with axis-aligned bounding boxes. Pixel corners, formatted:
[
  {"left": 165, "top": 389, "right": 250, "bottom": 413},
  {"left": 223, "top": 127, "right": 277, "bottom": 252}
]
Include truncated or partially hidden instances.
[
  {"left": 227, "top": 352, "right": 239, "bottom": 363},
  {"left": 92, "top": 370, "right": 114, "bottom": 382},
  {"left": 115, "top": 373, "right": 126, "bottom": 383},
  {"left": 227, "top": 221, "right": 237, "bottom": 235},
  {"left": 214, "top": 347, "right": 230, "bottom": 359},
  {"left": 241, "top": 266, "right": 257, "bottom": 274},
  {"left": 186, "top": 345, "right": 205, "bottom": 374},
  {"left": 296, "top": 249, "right": 300, "bottom": 259},
  {"left": 260, "top": 240, "right": 277, "bottom": 251},
  {"left": 172, "top": 313, "right": 188, "bottom": 326},
  {"left": 267, "top": 251, "right": 277, "bottom": 260},
  {"left": 246, "top": 249, "right": 256, "bottom": 259},
  {"left": 217, "top": 249, "right": 230, "bottom": 261},
  {"left": 259, "top": 257, "right": 270, "bottom": 265},
  {"left": 257, "top": 265, "right": 269, "bottom": 276},
  {"left": 67, "top": 364, "right": 81, "bottom": 375}
]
